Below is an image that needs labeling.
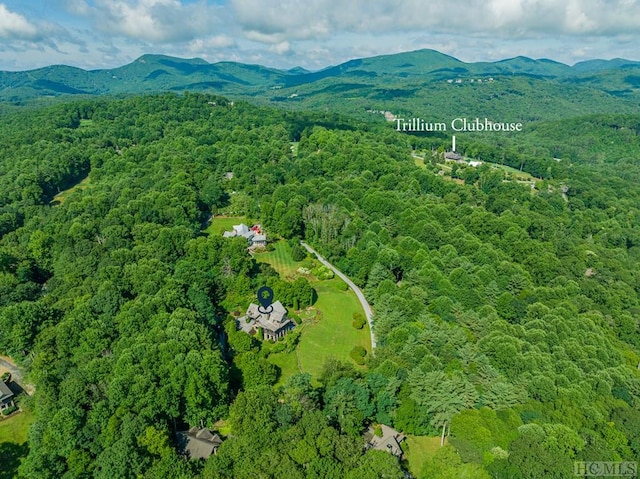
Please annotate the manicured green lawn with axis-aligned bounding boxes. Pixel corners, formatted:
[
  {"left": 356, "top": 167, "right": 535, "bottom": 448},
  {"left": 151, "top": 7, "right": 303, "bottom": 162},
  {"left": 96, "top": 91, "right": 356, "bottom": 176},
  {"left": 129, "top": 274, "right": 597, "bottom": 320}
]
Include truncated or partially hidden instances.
[
  {"left": 403, "top": 435, "right": 446, "bottom": 477},
  {"left": 0, "top": 410, "right": 35, "bottom": 479},
  {"left": 267, "top": 350, "right": 301, "bottom": 387},
  {"left": 492, "top": 162, "right": 534, "bottom": 179},
  {"left": 254, "top": 241, "right": 300, "bottom": 279},
  {"left": 204, "top": 216, "right": 255, "bottom": 236},
  {"left": 297, "top": 278, "right": 371, "bottom": 377}
]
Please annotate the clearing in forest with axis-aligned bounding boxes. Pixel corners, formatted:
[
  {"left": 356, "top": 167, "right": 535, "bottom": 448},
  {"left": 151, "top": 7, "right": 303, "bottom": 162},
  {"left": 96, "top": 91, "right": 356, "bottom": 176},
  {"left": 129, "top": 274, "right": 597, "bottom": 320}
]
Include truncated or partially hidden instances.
[
  {"left": 203, "top": 216, "right": 256, "bottom": 236},
  {"left": 255, "top": 241, "right": 371, "bottom": 380},
  {"left": 51, "top": 176, "right": 91, "bottom": 205},
  {"left": 403, "top": 435, "right": 447, "bottom": 477}
]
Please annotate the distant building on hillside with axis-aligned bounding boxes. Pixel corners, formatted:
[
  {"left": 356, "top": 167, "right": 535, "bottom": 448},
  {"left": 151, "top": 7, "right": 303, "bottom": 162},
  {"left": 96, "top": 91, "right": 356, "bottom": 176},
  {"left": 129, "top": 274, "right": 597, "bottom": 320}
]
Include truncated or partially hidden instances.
[
  {"left": 444, "top": 152, "right": 463, "bottom": 162},
  {"left": 177, "top": 427, "right": 223, "bottom": 460},
  {"left": 223, "top": 223, "right": 267, "bottom": 248},
  {"left": 237, "top": 300, "right": 294, "bottom": 341}
]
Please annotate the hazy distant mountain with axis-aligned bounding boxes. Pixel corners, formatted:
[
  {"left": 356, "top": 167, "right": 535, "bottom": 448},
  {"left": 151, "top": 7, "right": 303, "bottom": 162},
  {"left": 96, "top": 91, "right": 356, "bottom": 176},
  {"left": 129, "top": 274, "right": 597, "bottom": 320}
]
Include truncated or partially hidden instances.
[{"left": 2, "top": 49, "right": 640, "bottom": 120}]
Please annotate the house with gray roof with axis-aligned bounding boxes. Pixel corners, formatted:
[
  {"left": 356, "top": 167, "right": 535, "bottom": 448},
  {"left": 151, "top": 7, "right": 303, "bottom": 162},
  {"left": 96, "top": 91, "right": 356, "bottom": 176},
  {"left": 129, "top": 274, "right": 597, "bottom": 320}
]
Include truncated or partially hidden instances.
[
  {"left": 223, "top": 223, "right": 267, "bottom": 248},
  {"left": 176, "top": 427, "right": 223, "bottom": 460},
  {"left": 238, "top": 300, "right": 294, "bottom": 341}
]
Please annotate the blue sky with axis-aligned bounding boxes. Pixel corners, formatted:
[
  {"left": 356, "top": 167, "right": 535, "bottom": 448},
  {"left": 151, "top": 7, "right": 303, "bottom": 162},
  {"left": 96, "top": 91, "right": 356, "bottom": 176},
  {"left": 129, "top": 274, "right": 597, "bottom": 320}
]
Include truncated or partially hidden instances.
[{"left": 1, "top": 0, "right": 640, "bottom": 71}]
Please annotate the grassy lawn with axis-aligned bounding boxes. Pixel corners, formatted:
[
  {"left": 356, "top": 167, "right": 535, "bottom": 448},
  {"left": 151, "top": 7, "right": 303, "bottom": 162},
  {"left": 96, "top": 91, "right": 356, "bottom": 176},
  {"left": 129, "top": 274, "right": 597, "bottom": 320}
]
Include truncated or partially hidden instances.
[
  {"left": 297, "top": 278, "right": 371, "bottom": 377},
  {"left": 204, "top": 216, "right": 255, "bottom": 236},
  {"left": 258, "top": 241, "right": 371, "bottom": 381},
  {"left": 51, "top": 176, "right": 90, "bottom": 205},
  {"left": 403, "top": 435, "right": 446, "bottom": 477},
  {"left": 0, "top": 410, "right": 35, "bottom": 479},
  {"left": 491, "top": 162, "right": 534, "bottom": 179},
  {"left": 254, "top": 241, "right": 300, "bottom": 279},
  {"left": 267, "top": 350, "right": 301, "bottom": 387}
]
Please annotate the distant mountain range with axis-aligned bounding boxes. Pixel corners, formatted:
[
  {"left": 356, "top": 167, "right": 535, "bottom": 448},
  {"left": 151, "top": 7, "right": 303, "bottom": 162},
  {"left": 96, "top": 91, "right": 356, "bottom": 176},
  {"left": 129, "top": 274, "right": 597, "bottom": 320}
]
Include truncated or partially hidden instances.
[{"left": 2, "top": 49, "right": 640, "bottom": 120}]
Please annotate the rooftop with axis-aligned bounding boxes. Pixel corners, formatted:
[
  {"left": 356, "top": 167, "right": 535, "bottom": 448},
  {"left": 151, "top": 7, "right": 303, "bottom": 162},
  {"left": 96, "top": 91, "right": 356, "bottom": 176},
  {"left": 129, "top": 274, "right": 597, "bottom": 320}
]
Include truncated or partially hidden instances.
[
  {"left": 0, "top": 381, "right": 13, "bottom": 402},
  {"left": 177, "top": 427, "right": 223, "bottom": 460},
  {"left": 365, "top": 424, "right": 406, "bottom": 457}
]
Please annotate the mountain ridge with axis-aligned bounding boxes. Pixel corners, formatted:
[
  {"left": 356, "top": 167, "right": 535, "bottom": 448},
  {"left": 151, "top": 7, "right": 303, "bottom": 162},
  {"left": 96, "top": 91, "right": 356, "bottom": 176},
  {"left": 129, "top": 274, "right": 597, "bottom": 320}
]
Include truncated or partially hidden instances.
[{"left": 2, "top": 49, "right": 640, "bottom": 120}]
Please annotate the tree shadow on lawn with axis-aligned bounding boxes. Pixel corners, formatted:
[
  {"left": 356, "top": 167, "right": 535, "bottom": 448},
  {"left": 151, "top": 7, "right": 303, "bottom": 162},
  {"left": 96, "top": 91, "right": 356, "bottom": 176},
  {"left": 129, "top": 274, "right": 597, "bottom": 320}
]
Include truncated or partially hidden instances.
[{"left": 0, "top": 441, "right": 29, "bottom": 479}]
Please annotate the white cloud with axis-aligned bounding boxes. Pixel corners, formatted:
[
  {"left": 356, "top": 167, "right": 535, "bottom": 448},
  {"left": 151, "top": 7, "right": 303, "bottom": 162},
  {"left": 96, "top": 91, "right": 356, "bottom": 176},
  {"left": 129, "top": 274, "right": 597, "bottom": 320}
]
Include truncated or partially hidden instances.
[
  {"left": 269, "top": 41, "right": 291, "bottom": 55},
  {"left": 4, "top": 0, "right": 640, "bottom": 71},
  {"left": 64, "top": 0, "right": 91, "bottom": 16},
  {"left": 84, "top": 0, "right": 224, "bottom": 43},
  {"left": 565, "top": 1, "right": 597, "bottom": 34},
  {"left": 0, "top": 3, "right": 39, "bottom": 39},
  {"left": 231, "top": 0, "right": 640, "bottom": 41},
  {"left": 188, "top": 35, "right": 236, "bottom": 52}
]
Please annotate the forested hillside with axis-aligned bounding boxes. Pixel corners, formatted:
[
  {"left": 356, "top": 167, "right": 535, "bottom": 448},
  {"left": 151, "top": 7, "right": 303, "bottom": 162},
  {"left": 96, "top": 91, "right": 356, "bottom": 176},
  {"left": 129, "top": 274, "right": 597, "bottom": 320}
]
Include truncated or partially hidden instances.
[
  {"left": 4, "top": 49, "right": 640, "bottom": 125},
  {"left": 0, "top": 93, "right": 638, "bottom": 478}
]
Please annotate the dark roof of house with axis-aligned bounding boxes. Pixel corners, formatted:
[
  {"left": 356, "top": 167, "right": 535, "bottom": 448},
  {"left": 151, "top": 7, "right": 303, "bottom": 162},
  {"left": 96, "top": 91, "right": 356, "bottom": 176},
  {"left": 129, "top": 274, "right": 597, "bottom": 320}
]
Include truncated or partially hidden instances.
[
  {"left": 0, "top": 381, "right": 13, "bottom": 402},
  {"left": 177, "top": 427, "right": 223, "bottom": 460}
]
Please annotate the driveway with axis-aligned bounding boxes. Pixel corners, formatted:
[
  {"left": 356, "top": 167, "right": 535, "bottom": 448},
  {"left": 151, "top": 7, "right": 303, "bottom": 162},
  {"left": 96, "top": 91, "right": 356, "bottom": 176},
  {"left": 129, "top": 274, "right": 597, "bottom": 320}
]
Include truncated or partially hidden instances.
[
  {"left": 300, "top": 242, "right": 377, "bottom": 350},
  {"left": 0, "top": 356, "right": 34, "bottom": 395}
]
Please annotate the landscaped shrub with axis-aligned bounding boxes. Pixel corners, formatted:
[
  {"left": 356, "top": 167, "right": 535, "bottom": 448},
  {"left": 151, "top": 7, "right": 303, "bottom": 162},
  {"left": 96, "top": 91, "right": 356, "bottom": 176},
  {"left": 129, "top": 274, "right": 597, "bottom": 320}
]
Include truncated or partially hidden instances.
[
  {"left": 312, "top": 265, "right": 334, "bottom": 280},
  {"left": 300, "top": 258, "right": 316, "bottom": 270},
  {"left": 2, "top": 405, "right": 17, "bottom": 416},
  {"left": 350, "top": 345, "right": 367, "bottom": 365},
  {"left": 337, "top": 280, "right": 349, "bottom": 291},
  {"left": 291, "top": 243, "right": 307, "bottom": 261},
  {"left": 352, "top": 312, "right": 366, "bottom": 329}
]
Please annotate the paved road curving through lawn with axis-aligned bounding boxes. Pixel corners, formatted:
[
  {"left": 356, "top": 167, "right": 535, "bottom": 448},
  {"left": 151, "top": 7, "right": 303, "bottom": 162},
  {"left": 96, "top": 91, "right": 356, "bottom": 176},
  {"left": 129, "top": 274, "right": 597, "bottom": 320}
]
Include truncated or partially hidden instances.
[{"left": 300, "top": 241, "right": 377, "bottom": 351}]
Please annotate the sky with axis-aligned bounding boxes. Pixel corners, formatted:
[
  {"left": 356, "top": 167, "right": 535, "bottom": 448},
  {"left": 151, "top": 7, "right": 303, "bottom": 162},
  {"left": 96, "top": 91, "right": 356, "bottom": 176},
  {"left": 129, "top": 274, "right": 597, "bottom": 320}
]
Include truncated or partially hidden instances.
[{"left": 1, "top": 0, "right": 640, "bottom": 71}]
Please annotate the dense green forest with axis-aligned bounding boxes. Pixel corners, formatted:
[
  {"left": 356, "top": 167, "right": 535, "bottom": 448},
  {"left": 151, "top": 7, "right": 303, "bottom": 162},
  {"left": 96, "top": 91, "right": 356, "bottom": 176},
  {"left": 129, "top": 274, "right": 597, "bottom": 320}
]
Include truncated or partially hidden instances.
[{"left": 0, "top": 92, "right": 638, "bottom": 478}]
